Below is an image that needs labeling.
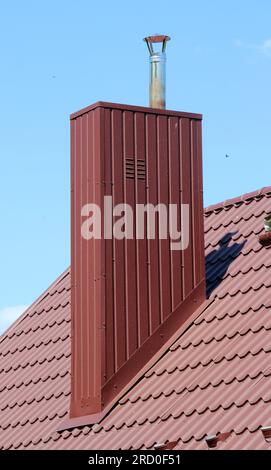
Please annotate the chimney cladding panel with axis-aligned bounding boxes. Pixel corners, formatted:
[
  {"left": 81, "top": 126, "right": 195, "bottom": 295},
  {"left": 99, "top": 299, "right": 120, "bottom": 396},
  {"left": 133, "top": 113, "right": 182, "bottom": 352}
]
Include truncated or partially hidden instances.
[{"left": 70, "top": 102, "right": 205, "bottom": 419}]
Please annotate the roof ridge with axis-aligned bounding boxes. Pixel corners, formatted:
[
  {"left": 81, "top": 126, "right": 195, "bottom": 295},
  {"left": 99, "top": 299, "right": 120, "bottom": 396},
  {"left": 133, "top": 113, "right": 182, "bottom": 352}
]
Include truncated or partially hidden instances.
[{"left": 204, "top": 186, "right": 271, "bottom": 215}]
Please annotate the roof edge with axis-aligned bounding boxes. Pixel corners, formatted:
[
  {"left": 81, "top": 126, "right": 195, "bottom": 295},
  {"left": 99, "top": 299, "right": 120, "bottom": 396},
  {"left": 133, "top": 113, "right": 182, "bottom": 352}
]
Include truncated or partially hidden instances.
[
  {"left": 70, "top": 101, "right": 202, "bottom": 121},
  {"left": 204, "top": 186, "right": 271, "bottom": 215},
  {"left": 0, "top": 268, "right": 70, "bottom": 342}
]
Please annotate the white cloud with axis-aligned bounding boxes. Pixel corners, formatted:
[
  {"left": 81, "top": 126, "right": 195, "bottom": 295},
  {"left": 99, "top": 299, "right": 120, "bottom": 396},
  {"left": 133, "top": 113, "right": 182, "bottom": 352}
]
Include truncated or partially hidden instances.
[
  {"left": 258, "top": 39, "right": 271, "bottom": 56},
  {"left": 234, "top": 39, "right": 245, "bottom": 48},
  {"left": 235, "top": 38, "right": 271, "bottom": 57},
  {"left": 0, "top": 305, "right": 28, "bottom": 335}
]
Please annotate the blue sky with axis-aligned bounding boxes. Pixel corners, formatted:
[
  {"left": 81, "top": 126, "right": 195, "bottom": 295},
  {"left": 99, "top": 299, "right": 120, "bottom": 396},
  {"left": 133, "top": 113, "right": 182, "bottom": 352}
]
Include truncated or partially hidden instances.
[{"left": 1, "top": 0, "right": 271, "bottom": 332}]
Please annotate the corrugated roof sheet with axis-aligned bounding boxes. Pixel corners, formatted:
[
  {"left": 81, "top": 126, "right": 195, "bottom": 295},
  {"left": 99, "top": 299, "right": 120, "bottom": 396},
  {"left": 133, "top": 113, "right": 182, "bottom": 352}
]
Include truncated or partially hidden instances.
[{"left": 1, "top": 186, "right": 271, "bottom": 450}]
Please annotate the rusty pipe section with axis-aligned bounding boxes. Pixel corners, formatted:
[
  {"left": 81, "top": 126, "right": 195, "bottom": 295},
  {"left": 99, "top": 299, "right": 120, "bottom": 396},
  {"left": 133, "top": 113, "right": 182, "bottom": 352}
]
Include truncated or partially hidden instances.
[{"left": 143, "top": 34, "right": 170, "bottom": 109}]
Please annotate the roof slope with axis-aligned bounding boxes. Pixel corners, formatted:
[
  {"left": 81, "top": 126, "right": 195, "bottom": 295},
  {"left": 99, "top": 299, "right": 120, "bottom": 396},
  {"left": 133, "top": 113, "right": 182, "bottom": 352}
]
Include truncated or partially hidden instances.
[{"left": 1, "top": 187, "right": 271, "bottom": 450}]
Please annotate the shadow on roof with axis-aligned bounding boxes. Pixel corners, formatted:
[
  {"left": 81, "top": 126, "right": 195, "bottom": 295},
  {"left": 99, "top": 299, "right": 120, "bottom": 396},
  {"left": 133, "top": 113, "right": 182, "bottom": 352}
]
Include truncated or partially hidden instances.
[{"left": 206, "top": 232, "right": 247, "bottom": 297}]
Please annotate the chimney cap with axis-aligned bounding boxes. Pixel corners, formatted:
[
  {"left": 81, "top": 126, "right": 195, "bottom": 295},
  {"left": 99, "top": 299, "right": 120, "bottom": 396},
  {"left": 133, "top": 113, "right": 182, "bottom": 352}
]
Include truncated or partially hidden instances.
[
  {"left": 143, "top": 34, "right": 171, "bottom": 44},
  {"left": 143, "top": 34, "right": 170, "bottom": 56}
]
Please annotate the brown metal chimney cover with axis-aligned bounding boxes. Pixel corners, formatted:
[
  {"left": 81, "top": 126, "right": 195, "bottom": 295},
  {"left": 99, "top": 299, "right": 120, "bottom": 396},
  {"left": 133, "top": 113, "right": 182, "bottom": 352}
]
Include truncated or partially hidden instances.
[{"left": 68, "top": 101, "right": 205, "bottom": 425}]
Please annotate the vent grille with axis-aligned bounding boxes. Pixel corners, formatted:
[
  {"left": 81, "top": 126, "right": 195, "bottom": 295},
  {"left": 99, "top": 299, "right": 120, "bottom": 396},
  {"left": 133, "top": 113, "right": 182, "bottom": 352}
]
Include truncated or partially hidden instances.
[
  {"left": 125, "top": 158, "right": 135, "bottom": 179},
  {"left": 125, "top": 158, "right": 146, "bottom": 181},
  {"left": 137, "top": 159, "right": 146, "bottom": 180}
]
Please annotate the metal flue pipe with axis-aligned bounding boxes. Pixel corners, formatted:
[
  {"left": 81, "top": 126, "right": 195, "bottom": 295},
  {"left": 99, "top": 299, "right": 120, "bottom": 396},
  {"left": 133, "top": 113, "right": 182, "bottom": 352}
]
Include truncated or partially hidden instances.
[{"left": 143, "top": 34, "right": 170, "bottom": 109}]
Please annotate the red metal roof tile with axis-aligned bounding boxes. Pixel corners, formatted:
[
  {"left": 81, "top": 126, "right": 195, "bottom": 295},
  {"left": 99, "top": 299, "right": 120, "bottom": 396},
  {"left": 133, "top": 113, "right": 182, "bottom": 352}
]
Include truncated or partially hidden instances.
[{"left": 1, "top": 186, "right": 271, "bottom": 449}]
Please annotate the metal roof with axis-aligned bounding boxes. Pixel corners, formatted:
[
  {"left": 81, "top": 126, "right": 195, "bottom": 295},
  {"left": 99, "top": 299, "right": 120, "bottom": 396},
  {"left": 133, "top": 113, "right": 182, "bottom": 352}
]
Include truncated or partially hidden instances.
[{"left": 1, "top": 186, "right": 271, "bottom": 450}]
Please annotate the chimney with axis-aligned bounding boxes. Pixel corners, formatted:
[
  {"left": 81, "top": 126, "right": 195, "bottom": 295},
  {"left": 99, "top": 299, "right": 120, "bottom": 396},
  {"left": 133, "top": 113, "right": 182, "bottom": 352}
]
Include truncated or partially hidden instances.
[
  {"left": 68, "top": 36, "right": 205, "bottom": 424},
  {"left": 144, "top": 34, "right": 170, "bottom": 109}
]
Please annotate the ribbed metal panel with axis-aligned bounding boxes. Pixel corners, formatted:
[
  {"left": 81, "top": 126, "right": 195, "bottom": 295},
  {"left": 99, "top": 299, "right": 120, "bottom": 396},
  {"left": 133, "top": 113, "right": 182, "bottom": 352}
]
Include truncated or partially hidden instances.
[
  {"left": 70, "top": 102, "right": 205, "bottom": 418},
  {"left": 71, "top": 108, "right": 104, "bottom": 417}
]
